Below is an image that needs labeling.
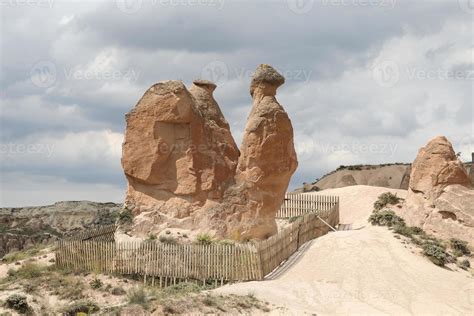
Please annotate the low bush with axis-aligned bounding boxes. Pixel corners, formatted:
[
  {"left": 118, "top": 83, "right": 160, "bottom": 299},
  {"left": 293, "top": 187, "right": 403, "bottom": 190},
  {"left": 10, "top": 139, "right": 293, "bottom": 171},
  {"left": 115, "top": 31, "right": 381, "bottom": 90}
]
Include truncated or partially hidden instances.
[
  {"left": 422, "top": 244, "right": 448, "bottom": 266},
  {"left": 457, "top": 259, "right": 470, "bottom": 270},
  {"left": 2, "top": 247, "right": 42, "bottom": 263},
  {"left": 128, "top": 286, "right": 148, "bottom": 306},
  {"left": 373, "top": 192, "right": 401, "bottom": 211},
  {"left": 159, "top": 235, "right": 177, "bottom": 244},
  {"left": 288, "top": 216, "right": 302, "bottom": 223},
  {"left": 197, "top": 234, "right": 213, "bottom": 245},
  {"left": 111, "top": 286, "right": 126, "bottom": 296},
  {"left": 163, "top": 282, "right": 204, "bottom": 296},
  {"left": 6, "top": 294, "right": 29, "bottom": 313},
  {"left": 368, "top": 210, "right": 405, "bottom": 227},
  {"left": 9, "top": 262, "right": 45, "bottom": 279},
  {"left": 62, "top": 300, "right": 99, "bottom": 316},
  {"left": 450, "top": 238, "right": 471, "bottom": 255},
  {"left": 118, "top": 209, "right": 133, "bottom": 224},
  {"left": 90, "top": 277, "right": 102, "bottom": 289},
  {"left": 393, "top": 225, "right": 424, "bottom": 238},
  {"left": 148, "top": 234, "right": 157, "bottom": 240}
]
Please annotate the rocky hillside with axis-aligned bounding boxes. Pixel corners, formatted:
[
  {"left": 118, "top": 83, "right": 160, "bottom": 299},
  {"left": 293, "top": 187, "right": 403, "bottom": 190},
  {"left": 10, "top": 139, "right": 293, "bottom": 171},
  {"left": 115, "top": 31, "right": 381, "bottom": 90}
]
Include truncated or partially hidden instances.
[
  {"left": 295, "top": 161, "right": 472, "bottom": 193},
  {"left": 0, "top": 201, "right": 121, "bottom": 257}
]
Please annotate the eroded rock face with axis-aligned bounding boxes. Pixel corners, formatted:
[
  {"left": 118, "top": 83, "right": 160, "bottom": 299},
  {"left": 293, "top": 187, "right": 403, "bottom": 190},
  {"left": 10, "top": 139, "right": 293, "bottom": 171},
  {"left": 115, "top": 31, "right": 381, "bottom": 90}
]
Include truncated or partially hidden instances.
[
  {"left": 121, "top": 65, "right": 297, "bottom": 240},
  {"left": 399, "top": 136, "right": 473, "bottom": 244},
  {"left": 409, "top": 136, "right": 470, "bottom": 201}
]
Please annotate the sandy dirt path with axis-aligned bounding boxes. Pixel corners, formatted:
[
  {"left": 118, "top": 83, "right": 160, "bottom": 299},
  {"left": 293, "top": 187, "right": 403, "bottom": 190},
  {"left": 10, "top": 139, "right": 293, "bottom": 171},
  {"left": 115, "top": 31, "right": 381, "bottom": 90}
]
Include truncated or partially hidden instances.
[{"left": 215, "top": 185, "right": 474, "bottom": 315}]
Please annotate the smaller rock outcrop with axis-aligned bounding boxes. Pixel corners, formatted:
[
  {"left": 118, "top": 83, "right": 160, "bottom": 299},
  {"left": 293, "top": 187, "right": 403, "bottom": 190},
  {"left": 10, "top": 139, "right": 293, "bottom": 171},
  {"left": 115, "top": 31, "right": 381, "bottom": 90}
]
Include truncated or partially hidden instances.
[{"left": 400, "top": 136, "right": 473, "bottom": 244}]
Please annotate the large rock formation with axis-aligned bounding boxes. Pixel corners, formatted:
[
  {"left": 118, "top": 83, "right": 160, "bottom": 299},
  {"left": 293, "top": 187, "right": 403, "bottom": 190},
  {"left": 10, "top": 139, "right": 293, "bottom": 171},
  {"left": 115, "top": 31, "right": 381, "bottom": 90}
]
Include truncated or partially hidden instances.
[
  {"left": 121, "top": 65, "right": 297, "bottom": 241},
  {"left": 400, "top": 136, "right": 473, "bottom": 244}
]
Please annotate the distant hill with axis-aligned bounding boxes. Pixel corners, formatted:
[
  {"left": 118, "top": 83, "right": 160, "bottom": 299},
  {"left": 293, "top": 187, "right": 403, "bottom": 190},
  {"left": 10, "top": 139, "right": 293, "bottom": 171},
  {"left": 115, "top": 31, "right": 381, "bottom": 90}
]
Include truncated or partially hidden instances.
[
  {"left": 0, "top": 201, "right": 121, "bottom": 257},
  {"left": 294, "top": 161, "right": 472, "bottom": 193}
]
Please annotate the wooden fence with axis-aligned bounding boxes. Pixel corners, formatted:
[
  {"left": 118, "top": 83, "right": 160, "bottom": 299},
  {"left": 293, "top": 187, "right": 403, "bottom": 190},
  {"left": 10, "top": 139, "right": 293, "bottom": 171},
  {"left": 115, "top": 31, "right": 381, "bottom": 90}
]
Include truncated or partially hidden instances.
[
  {"left": 55, "top": 194, "right": 340, "bottom": 284},
  {"left": 276, "top": 193, "right": 339, "bottom": 219}
]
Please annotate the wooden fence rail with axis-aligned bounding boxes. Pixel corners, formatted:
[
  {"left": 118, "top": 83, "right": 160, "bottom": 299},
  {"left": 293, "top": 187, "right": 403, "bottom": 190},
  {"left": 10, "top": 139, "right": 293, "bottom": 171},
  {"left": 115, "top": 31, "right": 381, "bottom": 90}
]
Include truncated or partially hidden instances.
[
  {"left": 55, "top": 193, "right": 340, "bottom": 283},
  {"left": 276, "top": 193, "right": 339, "bottom": 218}
]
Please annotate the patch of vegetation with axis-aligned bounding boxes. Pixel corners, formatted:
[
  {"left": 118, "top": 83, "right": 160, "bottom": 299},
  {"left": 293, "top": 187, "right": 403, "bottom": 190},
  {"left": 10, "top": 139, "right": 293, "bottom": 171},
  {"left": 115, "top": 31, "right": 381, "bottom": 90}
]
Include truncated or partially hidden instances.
[
  {"left": 61, "top": 299, "right": 99, "bottom": 316},
  {"left": 373, "top": 192, "right": 401, "bottom": 211},
  {"left": 127, "top": 286, "right": 148, "bottom": 307},
  {"left": 111, "top": 286, "right": 126, "bottom": 296},
  {"left": 288, "top": 216, "right": 302, "bottom": 223},
  {"left": 1, "top": 246, "right": 43, "bottom": 263},
  {"left": 162, "top": 282, "right": 207, "bottom": 296},
  {"left": 422, "top": 244, "right": 449, "bottom": 266},
  {"left": 147, "top": 233, "right": 157, "bottom": 240},
  {"left": 450, "top": 238, "right": 471, "bottom": 255},
  {"left": 118, "top": 209, "right": 133, "bottom": 224},
  {"left": 159, "top": 235, "right": 177, "bottom": 244},
  {"left": 196, "top": 233, "right": 213, "bottom": 245},
  {"left": 368, "top": 210, "right": 405, "bottom": 227},
  {"left": 7, "top": 262, "right": 46, "bottom": 280},
  {"left": 457, "top": 259, "right": 470, "bottom": 270},
  {"left": 218, "top": 239, "right": 235, "bottom": 245},
  {"left": 6, "top": 294, "right": 29, "bottom": 314},
  {"left": 90, "top": 277, "right": 102, "bottom": 289},
  {"left": 393, "top": 225, "right": 423, "bottom": 237}
]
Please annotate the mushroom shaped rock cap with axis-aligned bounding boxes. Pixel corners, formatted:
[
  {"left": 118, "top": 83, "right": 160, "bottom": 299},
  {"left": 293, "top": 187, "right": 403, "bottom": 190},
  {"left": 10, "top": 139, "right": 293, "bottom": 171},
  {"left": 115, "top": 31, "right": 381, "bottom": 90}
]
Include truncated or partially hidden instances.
[
  {"left": 250, "top": 64, "right": 285, "bottom": 96},
  {"left": 193, "top": 79, "right": 217, "bottom": 92}
]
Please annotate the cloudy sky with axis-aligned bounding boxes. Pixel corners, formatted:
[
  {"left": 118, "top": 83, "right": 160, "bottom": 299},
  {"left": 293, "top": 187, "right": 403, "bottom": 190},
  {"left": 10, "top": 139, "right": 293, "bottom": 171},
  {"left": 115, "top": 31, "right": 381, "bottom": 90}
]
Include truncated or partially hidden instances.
[{"left": 0, "top": 0, "right": 472, "bottom": 207}]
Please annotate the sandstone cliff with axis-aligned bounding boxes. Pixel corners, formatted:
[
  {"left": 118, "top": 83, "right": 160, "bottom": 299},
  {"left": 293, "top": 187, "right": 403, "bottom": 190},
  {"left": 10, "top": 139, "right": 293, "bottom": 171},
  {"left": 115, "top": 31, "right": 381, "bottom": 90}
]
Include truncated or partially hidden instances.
[{"left": 400, "top": 136, "right": 473, "bottom": 244}]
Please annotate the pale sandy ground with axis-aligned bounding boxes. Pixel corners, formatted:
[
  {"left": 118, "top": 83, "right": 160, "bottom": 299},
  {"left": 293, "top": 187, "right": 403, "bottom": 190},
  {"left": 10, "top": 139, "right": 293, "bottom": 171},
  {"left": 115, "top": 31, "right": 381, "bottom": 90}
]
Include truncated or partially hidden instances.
[{"left": 215, "top": 185, "right": 474, "bottom": 315}]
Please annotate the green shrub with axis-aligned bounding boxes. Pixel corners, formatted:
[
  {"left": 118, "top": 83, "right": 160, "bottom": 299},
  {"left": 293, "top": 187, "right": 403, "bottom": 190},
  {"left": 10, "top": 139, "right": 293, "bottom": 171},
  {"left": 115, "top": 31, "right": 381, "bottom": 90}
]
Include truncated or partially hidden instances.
[
  {"left": 159, "top": 235, "right": 177, "bottom": 244},
  {"left": 288, "top": 216, "right": 302, "bottom": 223},
  {"left": 62, "top": 300, "right": 99, "bottom": 316},
  {"left": 393, "top": 225, "right": 424, "bottom": 237},
  {"left": 457, "top": 259, "right": 470, "bottom": 270},
  {"left": 2, "top": 246, "right": 43, "bottom": 263},
  {"left": 197, "top": 233, "right": 213, "bottom": 245},
  {"left": 450, "top": 238, "right": 471, "bottom": 255},
  {"left": 163, "top": 282, "right": 203, "bottom": 296},
  {"left": 118, "top": 209, "right": 133, "bottom": 224},
  {"left": 368, "top": 210, "right": 405, "bottom": 227},
  {"left": 6, "top": 294, "right": 29, "bottom": 313},
  {"left": 373, "top": 192, "right": 401, "bottom": 211},
  {"left": 148, "top": 234, "right": 157, "bottom": 240},
  {"left": 9, "top": 262, "right": 45, "bottom": 279},
  {"left": 422, "top": 244, "right": 448, "bottom": 266},
  {"left": 128, "top": 287, "right": 148, "bottom": 306},
  {"left": 90, "top": 277, "right": 102, "bottom": 289}
]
